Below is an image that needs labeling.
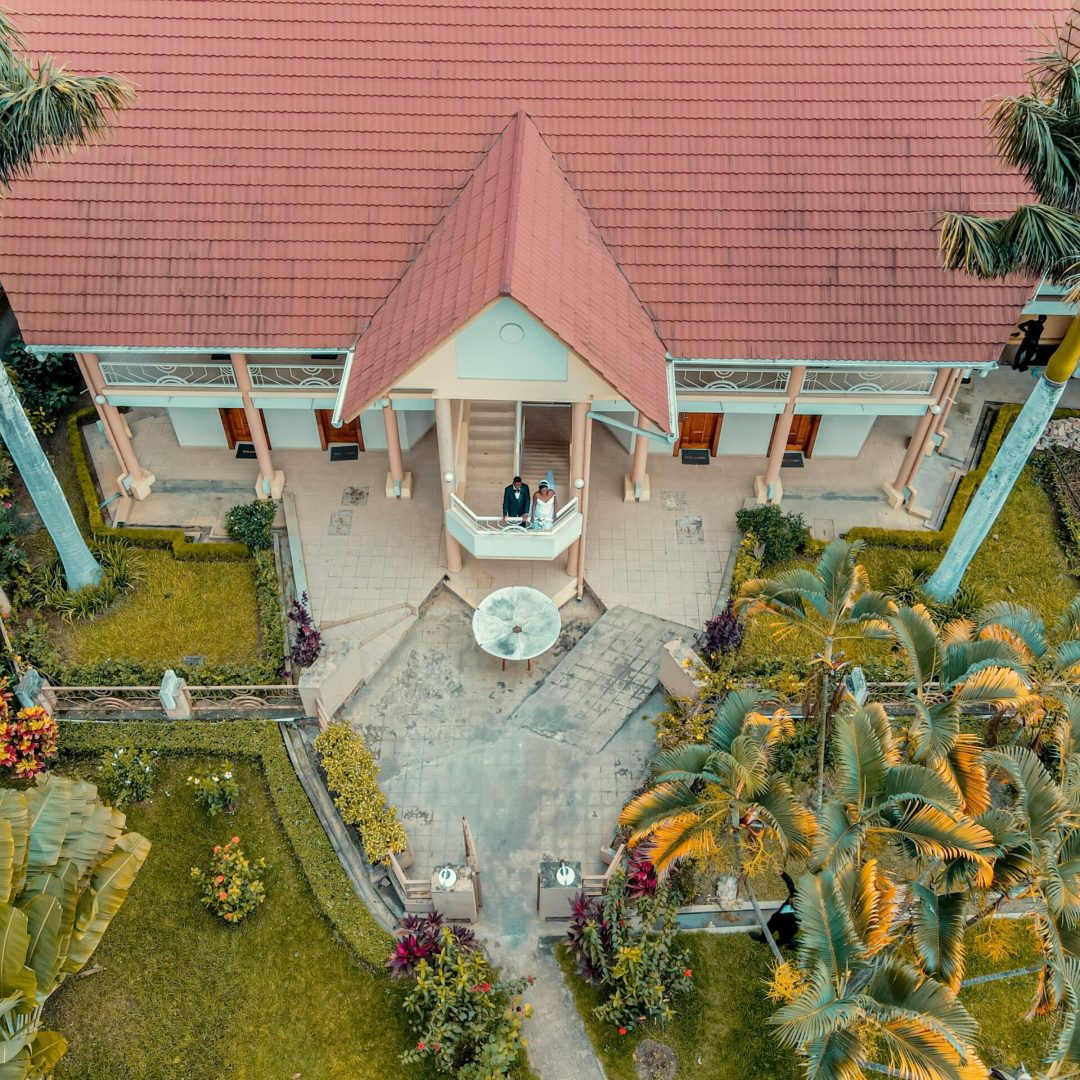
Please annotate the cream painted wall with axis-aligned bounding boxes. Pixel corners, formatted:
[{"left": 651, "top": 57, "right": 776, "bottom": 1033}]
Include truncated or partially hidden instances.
[
  {"left": 264, "top": 409, "right": 321, "bottom": 449},
  {"left": 167, "top": 407, "right": 227, "bottom": 448},
  {"left": 812, "top": 415, "right": 876, "bottom": 458},
  {"left": 358, "top": 406, "right": 436, "bottom": 452},
  {"left": 716, "top": 413, "right": 774, "bottom": 457}
]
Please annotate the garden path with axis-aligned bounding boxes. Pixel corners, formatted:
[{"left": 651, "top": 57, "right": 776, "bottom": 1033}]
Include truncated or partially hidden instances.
[{"left": 342, "top": 590, "right": 694, "bottom": 1078}]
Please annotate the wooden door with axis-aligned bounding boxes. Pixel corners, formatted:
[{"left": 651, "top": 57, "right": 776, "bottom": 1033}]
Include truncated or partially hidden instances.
[
  {"left": 784, "top": 414, "right": 821, "bottom": 457},
  {"left": 674, "top": 412, "right": 722, "bottom": 456},
  {"left": 219, "top": 407, "right": 271, "bottom": 450},
  {"left": 315, "top": 410, "right": 364, "bottom": 451}
]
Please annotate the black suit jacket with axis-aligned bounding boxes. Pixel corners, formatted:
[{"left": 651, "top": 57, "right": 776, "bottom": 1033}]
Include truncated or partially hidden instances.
[{"left": 502, "top": 483, "right": 530, "bottom": 518}]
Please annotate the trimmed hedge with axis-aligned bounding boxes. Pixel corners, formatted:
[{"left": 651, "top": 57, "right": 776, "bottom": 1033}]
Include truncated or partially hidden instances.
[
  {"left": 57, "top": 720, "right": 393, "bottom": 967},
  {"left": 68, "top": 407, "right": 249, "bottom": 561},
  {"left": 846, "top": 404, "right": 1080, "bottom": 550}
]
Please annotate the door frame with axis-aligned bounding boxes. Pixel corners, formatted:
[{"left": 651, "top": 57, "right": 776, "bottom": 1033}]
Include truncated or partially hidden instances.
[
  {"left": 674, "top": 411, "right": 723, "bottom": 456},
  {"left": 771, "top": 413, "right": 821, "bottom": 459},
  {"left": 219, "top": 408, "right": 271, "bottom": 451},
  {"left": 315, "top": 409, "right": 365, "bottom": 451}
]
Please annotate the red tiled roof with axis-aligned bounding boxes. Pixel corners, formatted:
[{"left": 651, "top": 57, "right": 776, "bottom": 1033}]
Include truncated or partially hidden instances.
[
  {"left": 341, "top": 112, "right": 670, "bottom": 428},
  {"left": 0, "top": 1, "right": 1065, "bottom": 364}
]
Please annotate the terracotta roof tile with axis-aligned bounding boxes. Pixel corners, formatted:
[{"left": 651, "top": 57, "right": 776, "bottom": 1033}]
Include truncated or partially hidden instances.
[{"left": 0, "top": 1, "right": 1066, "bottom": 364}]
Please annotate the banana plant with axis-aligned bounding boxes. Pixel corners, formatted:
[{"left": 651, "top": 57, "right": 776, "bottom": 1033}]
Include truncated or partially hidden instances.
[
  {"left": 0, "top": 774, "right": 149, "bottom": 1078},
  {"left": 736, "top": 539, "right": 896, "bottom": 810},
  {"left": 620, "top": 688, "right": 816, "bottom": 962}
]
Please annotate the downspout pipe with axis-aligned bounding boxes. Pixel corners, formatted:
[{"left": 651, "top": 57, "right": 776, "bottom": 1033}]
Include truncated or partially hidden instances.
[
  {"left": 330, "top": 346, "right": 357, "bottom": 429},
  {"left": 586, "top": 411, "right": 676, "bottom": 445}
]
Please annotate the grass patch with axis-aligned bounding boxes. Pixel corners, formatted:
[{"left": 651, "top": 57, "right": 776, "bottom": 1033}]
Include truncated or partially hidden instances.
[
  {"left": 46, "top": 750, "right": 427, "bottom": 1080},
  {"left": 56, "top": 551, "right": 260, "bottom": 667},
  {"left": 558, "top": 934, "right": 799, "bottom": 1080}
]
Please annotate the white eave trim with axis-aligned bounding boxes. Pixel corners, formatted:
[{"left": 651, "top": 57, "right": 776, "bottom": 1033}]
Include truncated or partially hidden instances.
[
  {"left": 27, "top": 344, "right": 350, "bottom": 356},
  {"left": 667, "top": 355, "right": 995, "bottom": 370}
]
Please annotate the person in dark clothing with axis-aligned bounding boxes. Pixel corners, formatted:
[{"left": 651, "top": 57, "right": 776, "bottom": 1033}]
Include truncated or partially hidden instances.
[
  {"left": 751, "top": 871, "right": 799, "bottom": 948},
  {"left": 1014, "top": 314, "right": 1047, "bottom": 371},
  {"left": 501, "top": 476, "right": 530, "bottom": 523}
]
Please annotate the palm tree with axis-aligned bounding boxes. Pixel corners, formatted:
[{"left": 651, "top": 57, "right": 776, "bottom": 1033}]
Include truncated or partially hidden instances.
[
  {"left": 888, "top": 604, "right": 1033, "bottom": 814},
  {"left": 773, "top": 861, "right": 987, "bottom": 1080},
  {"left": 735, "top": 539, "right": 896, "bottom": 810},
  {"left": 0, "top": 12, "right": 132, "bottom": 589},
  {"left": 926, "top": 33, "right": 1080, "bottom": 600},
  {"left": 620, "top": 688, "right": 816, "bottom": 963}
]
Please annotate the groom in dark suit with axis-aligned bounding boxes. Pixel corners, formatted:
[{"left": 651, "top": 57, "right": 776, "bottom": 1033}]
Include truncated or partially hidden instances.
[{"left": 502, "top": 476, "right": 530, "bottom": 523}]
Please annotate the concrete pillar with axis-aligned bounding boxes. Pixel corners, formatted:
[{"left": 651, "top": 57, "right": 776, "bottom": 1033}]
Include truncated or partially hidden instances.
[
  {"left": 565, "top": 402, "right": 588, "bottom": 575},
  {"left": 623, "top": 411, "right": 652, "bottom": 502},
  {"left": 78, "top": 353, "right": 155, "bottom": 500},
  {"left": 575, "top": 411, "right": 594, "bottom": 601},
  {"left": 435, "top": 398, "right": 463, "bottom": 573},
  {"left": 755, "top": 366, "right": 805, "bottom": 505},
  {"left": 232, "top": 354, "right": 284, "bottom": 500},
  {"left": 931, "top": 369, "right": 962, "bottom": 452},
  {"left": 882, "top": 368, "right": 950, "bottom": 515},
  {"left": 383, "top": 401, "right": 412, "bottom": 499}
]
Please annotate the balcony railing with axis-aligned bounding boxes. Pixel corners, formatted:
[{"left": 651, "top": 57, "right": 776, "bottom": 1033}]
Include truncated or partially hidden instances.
[
  {"left": 446, "top": 494, "right": 582, "bottom": 560},
  {"left": 801, "top": 368, "right": 937, "bottom": 395},
  {"left": 99, "top": 361, "right": 237, "bottom": 388},
  {"left": 674, "top": 365, "right": 789, "bottom": 393},
  {"left": 248, "top": 363, "right": 344, "bottom": 389}
]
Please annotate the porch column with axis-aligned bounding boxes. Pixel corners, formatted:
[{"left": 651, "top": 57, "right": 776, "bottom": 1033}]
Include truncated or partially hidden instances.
[
  {"left": 78, "top": 353, "right": 155, "bottom": 500},
  {"left": 575, "top": 410, "right": 595, "bottom": 601},
  {"left": 231, "top": 354, "right": 284, "bottom": 500},
  {"left": 383, "top": 401, "right": 411, "bottom": 499},
  {"left": 565, "top": 402, "right": 588, "bottom": 576},
  {"left": 755, "top": 366, "right": 805, "bottom": 505},
  {"left": 930, "top": 369, "right": 962, "bottom": 452},
  {"left": 882, "top": 368, "right": 950, "bottom": 515},
  {"left": 435, "top": 397, "right": 463, "bottom": 573},
  {"left": 623, "top": 411, "right": 652, "bottom": 502}
]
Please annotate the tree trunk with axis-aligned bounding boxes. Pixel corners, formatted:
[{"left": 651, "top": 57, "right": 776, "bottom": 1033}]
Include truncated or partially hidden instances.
[
  {"left": 926, "top": 318, "right": 1080, "bottom": 600},
  {"left": 731, "top": 807, "right": 784, "bottom": 964},
  {"left": 815, "top": 642, "right": 833, "bottom": 812},
  {"left": 0, "top": 367, "right": 101, "bottom": 589}
]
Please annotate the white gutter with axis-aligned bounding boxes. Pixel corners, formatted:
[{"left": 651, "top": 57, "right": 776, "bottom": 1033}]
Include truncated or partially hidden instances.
[
  {"left": 668, "top": 355, "right": 995, "bottom": 371},
  {"left": 329, "top": 346, "right": 357, "bottom": 429},
  {"left": 27, "top": 344, "right": 349, "bottom": 356}
]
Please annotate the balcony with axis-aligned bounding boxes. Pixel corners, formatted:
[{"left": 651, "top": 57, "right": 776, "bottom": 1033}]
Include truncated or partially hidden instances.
[{"left": 446, "top": 494, "right": 582, "bottom": 560}]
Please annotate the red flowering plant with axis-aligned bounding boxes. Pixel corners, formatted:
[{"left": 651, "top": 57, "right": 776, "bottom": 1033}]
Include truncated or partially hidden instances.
[
  {"left": 563, "top": 862, "right": 691, "bottom": 1032},
  {"left": 401, "top": 926, "right": 533, "bottom": 1079},
  {"left": 0, "top": 697, "right": 58, "bottom": 779},
  {"left": 386, "top": 911, "right": 477, "bottom": 979},
  {"left": 191, "top": 837, "right": 266, "bottom": 924}
]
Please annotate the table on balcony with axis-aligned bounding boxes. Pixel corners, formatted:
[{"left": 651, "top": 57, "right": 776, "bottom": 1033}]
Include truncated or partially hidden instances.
[{"left": 471, "top": 586, "right": 561, "bottom": 672}]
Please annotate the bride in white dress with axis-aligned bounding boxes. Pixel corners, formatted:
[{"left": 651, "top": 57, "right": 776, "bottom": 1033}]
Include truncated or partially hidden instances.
[{"left": 530, "top": 480, "right": 557, "bottom": 529}]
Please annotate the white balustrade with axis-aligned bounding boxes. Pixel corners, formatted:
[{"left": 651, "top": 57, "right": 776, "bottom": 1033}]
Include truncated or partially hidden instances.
[{"left": 446, "top": 494, "right": 582, "bottom": 560}]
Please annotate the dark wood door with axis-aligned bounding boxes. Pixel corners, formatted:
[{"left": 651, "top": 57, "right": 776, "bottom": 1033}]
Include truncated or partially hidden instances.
[
  {"left": 315, "top": 410, "right": 364, "bottom": 451},
  {"left": 219, "top": 407, "right": 271, "bottom": 450},
  {"left": 675, "top": 412, "right": 722, "bottom": 456},
  {"left": 785, "top": 414, "right": 821, "bottom": 457}
]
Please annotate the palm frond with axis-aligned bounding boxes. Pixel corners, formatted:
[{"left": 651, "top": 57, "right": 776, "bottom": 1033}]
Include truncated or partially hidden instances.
[
  {"left": 709, "top": 687, "right": 770, "bottom": 753},
  {"left": 999, "top": 201, "right": 1080, "bottom": 280},
  {"left": 978, "top": 600, "right": 1047, "bottom": 660},
  {"left": 812, "top": 800, "right": 865, "bottom": 873},
  {"left": 771, "top": 962, "right": 859, "bottom": 1048},
  {"left": 839, "top": 859, "right": 899, "bottom": 958},
  {"left": 939, "top": 211, "right": 1011, "bottom": 277},
  {"left": 794, "top": 872, "right": 860, "bottom": 980},
  {"left": 908, "top": 700, "right": 960, "bottom": 767},
  {"left": 817, "top": 541, "right": 861, "bottom": 621},
  {"left": 985, "top": 746, "right": 1063, "bottom": 844},
  {"left": 950, "top": 665, "right": 1032, "bottom": 708},
  {"left": 889, "top": 605, "right": 942, "bottom": 690},
  {"left": 1058, "top": 593, "right": 1080, "bottom": 641},
  {"left": 754, "top": 778, "right": 816, "bottom": 859},
  {"left": 831, "top": 706, "right": 890, "bottom": 808},
  {"left": 946, "top": 733, "right": 992, "bottom": 818},
  {"left": 910, "top": 883, "right": 968, "bottom": 990},
  {"left": 885, "top": 805, "right": 995, "bottom": 883}
]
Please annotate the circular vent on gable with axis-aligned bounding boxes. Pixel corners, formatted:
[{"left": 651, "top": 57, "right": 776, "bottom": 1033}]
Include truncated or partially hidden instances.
[{"left": 499, "top": 322, "right": 525, "bottom": 343}]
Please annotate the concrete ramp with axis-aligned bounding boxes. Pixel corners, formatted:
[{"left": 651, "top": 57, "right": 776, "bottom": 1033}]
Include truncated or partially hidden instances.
[{"left": 511, "top": 605, "right": 694, "bottom": 753}]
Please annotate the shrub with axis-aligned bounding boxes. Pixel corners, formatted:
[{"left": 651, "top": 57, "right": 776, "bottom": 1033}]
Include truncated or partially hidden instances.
[
  {"left": 885, "top": 561, "right": 984, "bottom": 626},
  {"left": 730, "top": 531, "right": 763, "bottom": 593},
  {"left": 98, "top": 745, "right": 157, "bottom": 806},
  {"left": 288, "top": 592, "right": 323, "bottom": 669},
  {"left": 187, "top": 762, "right": 240, "bottom": 816},
  {"left": 565, "top": 865, "right": 692, "bottom": 1031},
  {"left": 314, "top": 723, "right": 407, "bottom": 865},
  {"left": 225, "top": 500, "right": 277, "bottom": 552},
  {"left": 191, "top": 836, "right": 266, "bottom": 923},
  {"left": 401, "top": 926, "right": 533, "bottom": 1079},
  {"left": 3, "top": 336, "right": 79, "bottom": 434},
  {"left": 0, "top": 701, "right": 58, "bottom": 778},
  {"left": 701, "top": 601, "right": 744, "bottom": 664},
  {"left": 734, "top": 505, "right": 809, "bottom": 567},
  {"left": 57, "top": 721, "right": 393, "bottom": 967},
  {"left": 387, "top": 911, "right": 477, "bottom": 979},
  {"left": 22, "top": 537, "right": 143, "bottom": 623}
]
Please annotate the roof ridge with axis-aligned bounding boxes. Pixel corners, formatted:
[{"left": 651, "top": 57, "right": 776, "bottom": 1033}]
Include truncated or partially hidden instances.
[{"left": 499, "top": 110, "right": 528, "bottom": 297}]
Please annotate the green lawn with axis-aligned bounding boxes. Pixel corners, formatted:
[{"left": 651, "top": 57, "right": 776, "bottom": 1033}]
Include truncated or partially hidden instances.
[
  {"left": 560, "top": 928, "right": 1055, "bottom": 1080},
  {"left": 738, "top": 463, "right": 1078, "bottom": 679},
  {"left": 46, "top": 754, "right": 428, "bottom": 1080},
  {"left": 56, "top": 550, "right": 260, "bottom": 668}
]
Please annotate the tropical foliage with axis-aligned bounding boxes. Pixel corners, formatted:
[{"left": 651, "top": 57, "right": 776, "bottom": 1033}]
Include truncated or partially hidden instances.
[
  {"left": 191, "top": 837, "right": 266, "bottom": 924},
  {"left": 97, "top": 745, "right": 157, "bottom": 807},
  {"left": 0, "top": 338, "right": 78, "bottom": 436},
  {"left": 224, "top": 499, "right": 277, "bottom": 552},
  {"left": 564, "top": 861, "right": 692, "bottom": 1031},
  {"left": 734, "top": 505, "right": 809, "bottom": 567},
  {"left": 0, "top": 773, "right": 149, "bottom": 1076},
  {"left": 400, "top": 926, "right": 533, "bottom": 1080},
  {"left": 0, "top": 701, "right": 57, "bottom": 778},
  {"left": 387, "top": 910, "right": 477, "bottom": 980},
  {"left": 186, "top": 762, "right": 240, "bottom": 817},
  {"left": 736, "top": 539, "right": 895, "bottom": 807},
  {"left": 621, "top": 687, "right": 815, "bottom": 959},
  {"left": 287, "top": 592, "right": 323, "bottom": 669}
]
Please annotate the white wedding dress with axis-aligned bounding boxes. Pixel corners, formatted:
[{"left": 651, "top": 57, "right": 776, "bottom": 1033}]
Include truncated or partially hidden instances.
[{"left": 531, "top": 496, "right": 555, "bottom": 529}]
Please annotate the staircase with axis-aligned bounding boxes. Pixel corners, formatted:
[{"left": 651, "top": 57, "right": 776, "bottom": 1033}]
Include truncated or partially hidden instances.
[
  {"left": 462, "top": 401, "right": 516, "bottom": 509},
  {"left": 521, "top": 405, "right": 570, "bottom": 496}
]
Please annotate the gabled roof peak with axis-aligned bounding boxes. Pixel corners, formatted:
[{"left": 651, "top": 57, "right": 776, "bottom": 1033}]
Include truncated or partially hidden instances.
[{"left": 340, "top": 110, "right": 671, "bottom": 429}]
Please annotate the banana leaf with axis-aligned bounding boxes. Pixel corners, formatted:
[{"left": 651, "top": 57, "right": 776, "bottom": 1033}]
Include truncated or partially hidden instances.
[
  {"left": 23, "top": 780, "right": 72, "bottom": 877},
  {"left": 0, "top": 795, "right": 28, "bottom": 904},
  {"left": 18, "top": 894, "right": 60, "bottom": 1003},
  {"left": 0, "top": 908, "right": 34, "bottom": 1007},
  {"left": 28, "top": 1030, "right": 66, "bottom": 1075}
]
